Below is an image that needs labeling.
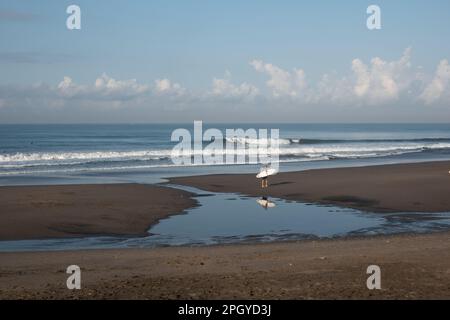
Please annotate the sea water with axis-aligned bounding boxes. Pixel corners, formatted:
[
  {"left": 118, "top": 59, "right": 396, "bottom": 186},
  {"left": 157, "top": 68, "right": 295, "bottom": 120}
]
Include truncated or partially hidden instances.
[
  {"left": 1, "top": 123, "right": 450, "bottom": 185},
  {"left": 1, "top": 185, "right": 450, "bottom": 252},
  {"left": 1, "top": 123, "right": 450, "bottom": 251}
]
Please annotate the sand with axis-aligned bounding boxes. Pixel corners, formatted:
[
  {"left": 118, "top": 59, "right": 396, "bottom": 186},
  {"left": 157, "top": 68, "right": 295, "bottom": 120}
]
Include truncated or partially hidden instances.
[
  {"left": 3, "top": 161, "right": 449, "bottom": 242},
  {"left": 169, "top": 160, "right": 450, "bottom": 213},
  {"left": 1, "top": 161, "right": 450, "bottom": 299},
  {"left": 0, "top": 184, "right": 196, "bottom": 241},
  {"left": 1, "top": 232, "right": 449, "bottom": 299}
]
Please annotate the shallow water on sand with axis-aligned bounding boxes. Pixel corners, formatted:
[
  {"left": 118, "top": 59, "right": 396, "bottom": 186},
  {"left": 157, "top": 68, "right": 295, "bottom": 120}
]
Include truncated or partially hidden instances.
[{"left": 1, "top": 185, "right": 450, "bottom": 252}]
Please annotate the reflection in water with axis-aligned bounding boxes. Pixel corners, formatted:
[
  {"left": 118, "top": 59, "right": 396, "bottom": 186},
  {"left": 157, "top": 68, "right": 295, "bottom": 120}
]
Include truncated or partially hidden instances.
[
  {"left": 256, "top": 196, "right": 276, "bottom": 209},
  {"left": 2, "top": 185, "right": 450, "bottom": 252}
]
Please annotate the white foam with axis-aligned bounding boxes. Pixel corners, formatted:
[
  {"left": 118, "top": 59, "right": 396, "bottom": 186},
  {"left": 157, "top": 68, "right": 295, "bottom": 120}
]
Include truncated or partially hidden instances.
[
  {"left": 225, "top": 137, "right": 292, "bottom": 145},
  {"left": 1, "top": 142, "right": 449, "bottom": 172},
  {"left": 0, "top": 150, "right": 172, "bottom": 164}
]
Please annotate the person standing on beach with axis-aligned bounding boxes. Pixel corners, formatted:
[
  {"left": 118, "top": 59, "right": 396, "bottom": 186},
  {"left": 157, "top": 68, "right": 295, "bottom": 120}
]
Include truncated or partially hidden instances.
[
  {"left": 262, "top": 176, "right": 268, "bottom": 188},
  {"left": 257, "top": 165, "right": 277, "bottom": 188}
]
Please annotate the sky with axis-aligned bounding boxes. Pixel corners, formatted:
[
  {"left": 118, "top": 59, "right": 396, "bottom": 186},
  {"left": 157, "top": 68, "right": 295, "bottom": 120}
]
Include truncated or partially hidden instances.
[{"left": 0, "top": 0, "right": 450, "bottom": 123}]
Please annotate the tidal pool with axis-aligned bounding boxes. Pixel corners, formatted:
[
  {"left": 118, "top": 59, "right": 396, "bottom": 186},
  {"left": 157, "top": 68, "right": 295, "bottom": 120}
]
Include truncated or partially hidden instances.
[{"left": 1, "top": 185, "right": 450, "bottom": 252}]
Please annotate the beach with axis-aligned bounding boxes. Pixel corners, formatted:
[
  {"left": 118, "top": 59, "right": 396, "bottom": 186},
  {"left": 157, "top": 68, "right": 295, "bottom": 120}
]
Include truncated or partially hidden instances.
[
  {"left": 170, "top": 160, "right": 450, "bottom": 213},
  {"left": 1, "top": 232, "right": 450, "bottom": 299},
  {"left": 1, "top": 161, "right": 450, "bottom": 299},
  {"left": 2, "top": 0, "right": 450, "bottom": 303},
  {"left": 2, "top": 161, "right": 450, "bottom": 242},
  {"left": 0, "top": 184, "right": 195, "bottom": 241}
]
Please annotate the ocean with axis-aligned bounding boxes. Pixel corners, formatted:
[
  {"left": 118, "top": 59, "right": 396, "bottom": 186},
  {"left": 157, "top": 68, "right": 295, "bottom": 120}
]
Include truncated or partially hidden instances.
[
  {"left": 1, "top": 123, "right": 450, "bottom": 186},
  {"left": 2, "top": 123, "right": 450, "bottom": 250}
]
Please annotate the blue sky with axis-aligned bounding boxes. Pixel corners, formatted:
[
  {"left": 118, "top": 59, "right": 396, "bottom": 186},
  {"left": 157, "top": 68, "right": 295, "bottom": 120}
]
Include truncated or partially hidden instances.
[{"left": 0, "top": 0, "right": 450, "bottom": 123}]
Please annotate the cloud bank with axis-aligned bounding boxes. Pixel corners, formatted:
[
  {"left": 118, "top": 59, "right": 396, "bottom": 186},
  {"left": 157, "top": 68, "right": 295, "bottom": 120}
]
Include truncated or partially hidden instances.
[
  {"left": 0, "top": 48, "right": 449, "bottom": 122},
  {"left": 420, "top": 59, "right": 450, "bottom": 105}
]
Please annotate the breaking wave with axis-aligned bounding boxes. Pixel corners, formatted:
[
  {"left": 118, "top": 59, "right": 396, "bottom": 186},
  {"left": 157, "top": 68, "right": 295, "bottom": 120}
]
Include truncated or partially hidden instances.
[{"left": 1, "top": 138, "right": 450, "bottom": 175}]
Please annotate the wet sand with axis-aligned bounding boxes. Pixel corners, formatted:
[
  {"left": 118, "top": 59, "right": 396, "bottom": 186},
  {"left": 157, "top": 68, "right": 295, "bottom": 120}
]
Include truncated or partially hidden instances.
[
  {"left": 169, "top": 161, "right": 450, "bottom": 213},
  {"left": 1, "top": 161, "right": 450, "bottom": 299},
  {"left": 1, "top": 232, "right": 449, "bottom": 299},
  {"left": 0, "top": 184, "right": 196, "bottom": 241}
]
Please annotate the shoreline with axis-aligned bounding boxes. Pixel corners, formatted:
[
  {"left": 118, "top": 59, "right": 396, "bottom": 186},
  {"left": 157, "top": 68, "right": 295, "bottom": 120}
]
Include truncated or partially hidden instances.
[
  {"left": 169, "top": 160, "right": 450, "bottom": 213},
  {"left": 1, "top": 160, "right": 450, "bottom": 242}
]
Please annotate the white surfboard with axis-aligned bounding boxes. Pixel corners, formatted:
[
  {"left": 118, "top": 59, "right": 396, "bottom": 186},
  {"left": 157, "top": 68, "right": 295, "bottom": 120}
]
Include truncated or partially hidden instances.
[
  {"left": 256, "top": 198, "right": 276, "bottom": 208},
  {"left": 256, "top": 167, "right": 278, "bottom": 178}
]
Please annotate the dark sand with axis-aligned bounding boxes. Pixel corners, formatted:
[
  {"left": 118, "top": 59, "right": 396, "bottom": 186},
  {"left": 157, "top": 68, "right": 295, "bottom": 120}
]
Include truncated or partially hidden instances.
[
  {"left": 0, "top": 184, "right": 196, "bottom": 241},
  {"left": 169, "top": 161, "right": 450, "bottom": 213},
  {"left": 1, "top": 232, "right": 449, "bottom": 299},
  {"left": 1, "top": 161, "right": 450, "bottom": 299}
]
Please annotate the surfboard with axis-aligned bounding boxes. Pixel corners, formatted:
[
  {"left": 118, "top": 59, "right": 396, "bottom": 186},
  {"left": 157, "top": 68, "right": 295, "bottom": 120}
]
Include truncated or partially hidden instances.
[
  {"left": 256, "top": 167, "right": 278, "bottom": 178},
  {"left": 256, "top": 198, "right": 276, "bottom": 208}
]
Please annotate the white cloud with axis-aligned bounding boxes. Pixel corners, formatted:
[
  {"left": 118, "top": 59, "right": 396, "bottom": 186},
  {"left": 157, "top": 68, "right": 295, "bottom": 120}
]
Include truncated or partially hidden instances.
[
  {"left": 350, "top": 48, "right": 413, "bottom": 104},
  {"left": 57, "top": 73, "right": 150, "bottom": 99},
  {"left": 57, "top": 76, "right": 84, "bottom": 97},
  {"left": 249, "top": 48, "right": 417, "bottom": 105},
  {"left": 311, "top": 73, "right": 353, "bottom": 104},
  {"left": 211, "top": 71, "right": 259, "bottom": 99},
  {"left": 250, "top": 59, "right": 306, "bottom": 97},
  {"left": 420, "top": 59, "right": 450, "bottom": 104},
  {"left": 94, "top": 73, "right": 149, "bottom": 95},
  {"left": 154, "top": 78, "right": 186, "bottom": 95},
  {"left": 1, "top": 48, "right": 449, "bottom": 124}
]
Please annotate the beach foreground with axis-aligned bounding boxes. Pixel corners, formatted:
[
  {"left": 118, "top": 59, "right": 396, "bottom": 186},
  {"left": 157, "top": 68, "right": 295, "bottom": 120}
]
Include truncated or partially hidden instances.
[
  {"left": 0, "top": 184, "right": 195, "bottom": 241},
  {"left": 2, "top": 161, "right": 450, "bottom": 242},
  {"left": 1, "top": 161, "right": 450, "bottom": 299},
  {"left": 1, "top": 232, "right": 449, "bottom": 299},
  {"left": 170, "top": 161, "right": 450, "bottom": 213}
]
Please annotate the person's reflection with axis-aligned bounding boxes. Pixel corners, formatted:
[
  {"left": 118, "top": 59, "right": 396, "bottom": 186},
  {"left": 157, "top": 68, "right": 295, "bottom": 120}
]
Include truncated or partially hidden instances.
[{"left": 256, "top": 196, "right": 276, "bottom": 210}]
